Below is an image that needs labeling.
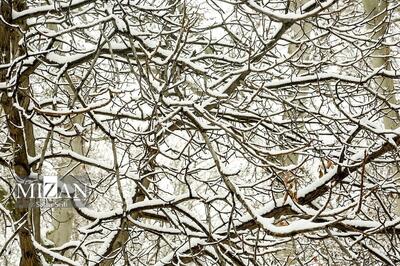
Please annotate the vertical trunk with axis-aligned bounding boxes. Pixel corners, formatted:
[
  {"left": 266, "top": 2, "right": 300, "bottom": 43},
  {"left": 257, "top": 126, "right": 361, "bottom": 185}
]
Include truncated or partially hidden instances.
[
  {"left": 45, "top": 19, "right": 85, "bottom": 248},
  {"left": 46, "top": 78, "right": 85, "bottom": 246},
  {"left": 21, "top": 86, "right": 40, "bottom": 245},
  {"left": 362, "top": 0, "right": 399, "bottom": 214},
  {"left": 363, "top": 0, "right": 396, "bottom": 129},
  {"left": 46, "top": 114, "right": 84, "bottom": 247},
  {"left": 277, "top": 0, "right": 312, "bottom": 264},
  {"left": 281, "top": 0, "right": 312, "bottom": 166},
  {"left": 0, "top": 1, "right": 42, "bottom": 265}
]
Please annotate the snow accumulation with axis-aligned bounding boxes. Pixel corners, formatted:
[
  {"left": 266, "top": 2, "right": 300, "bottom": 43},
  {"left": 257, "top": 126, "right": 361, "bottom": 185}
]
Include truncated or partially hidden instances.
[
  {"left": 256, "top": 216, "right": 334, "bottom": 235},
  {"left": 33, "top": 238, "right": 81, "bottom": 266},
  {"left": 46, "top": 51, "right": 92, "bottom": 65},
  {"left": 226, "top": 129, "right": 400, "bottom": 233},
  {"left": 12, "top": 0, "right": 92, "bottom": 20},
  {"left": 246, "top": 0, "right": 336, "bottom": 22}
]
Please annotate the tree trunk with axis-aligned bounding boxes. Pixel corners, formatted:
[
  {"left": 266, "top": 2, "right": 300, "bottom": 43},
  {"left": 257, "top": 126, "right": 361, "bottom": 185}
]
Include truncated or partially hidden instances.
[
  {"left": 0, "top": 1, "right": 42, "bottom": 265},
  {"left": 362, "top": 0, "right": 399, "bottom": 215},
  {"left": 277, "top": 0, "right": 313, "bottom": 264}
]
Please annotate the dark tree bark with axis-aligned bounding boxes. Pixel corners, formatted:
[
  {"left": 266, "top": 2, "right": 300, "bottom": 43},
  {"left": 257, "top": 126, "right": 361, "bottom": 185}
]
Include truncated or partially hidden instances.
[{"left": 0, "top": 1, "right": 41, "bottom": 265}]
